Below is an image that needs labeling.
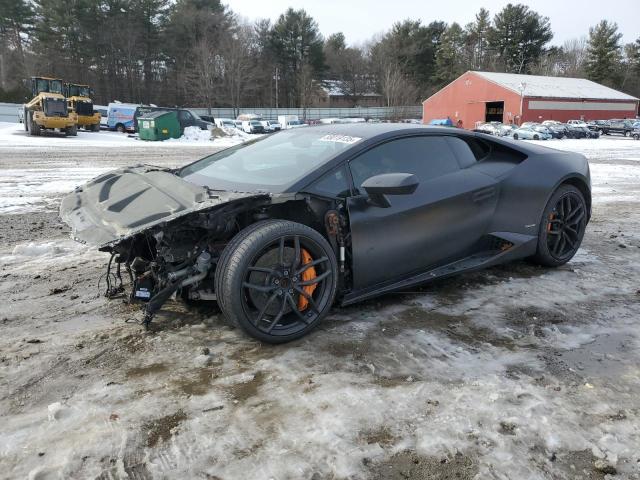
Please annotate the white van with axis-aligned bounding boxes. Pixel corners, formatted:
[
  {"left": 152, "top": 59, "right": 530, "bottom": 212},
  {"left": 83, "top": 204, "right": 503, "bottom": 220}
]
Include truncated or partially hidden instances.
[
  {"left": 278, "top": 115, "right": 308, "bottom": 129},
  {"left": 214, "top": 118, "right": 237, "bottom": 129}
]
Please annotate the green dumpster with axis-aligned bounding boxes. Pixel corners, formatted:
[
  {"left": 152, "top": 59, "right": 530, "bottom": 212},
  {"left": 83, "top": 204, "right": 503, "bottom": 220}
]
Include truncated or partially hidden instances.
[{"left": 138, "top": 110, "right": 181, "bottom": 141}]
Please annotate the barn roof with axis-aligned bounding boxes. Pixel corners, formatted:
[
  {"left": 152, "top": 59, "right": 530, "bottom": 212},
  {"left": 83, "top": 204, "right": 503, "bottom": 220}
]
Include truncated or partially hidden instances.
[{"left": 473, "top": 71, "right": 639, "bottom": 101}]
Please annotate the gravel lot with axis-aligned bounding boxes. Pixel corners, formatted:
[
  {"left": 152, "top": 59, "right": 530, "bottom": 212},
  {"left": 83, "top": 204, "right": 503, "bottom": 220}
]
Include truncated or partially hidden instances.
[{"left": 1, "top": 136, "right": 639, "bottom": 480}]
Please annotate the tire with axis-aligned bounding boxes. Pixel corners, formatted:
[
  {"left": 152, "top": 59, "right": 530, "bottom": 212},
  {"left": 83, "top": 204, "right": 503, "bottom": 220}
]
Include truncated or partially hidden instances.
[
  {"left": 533, "top": 134, "right": 539, "bottom": 140},
  {"left": 27, "top": 112, "right": 41, "bottom": 136},
  {"left": 23, "top": 109, "right": 28, "bottom": 131},
  {"left": 532, "top": 185, "right": 587, "bottom": 267},
  {"left": 92, "top": 123, "right": 100, "bottom": 132},
  {"left": 215, "top": 220, "right": 338, "bottom": 343},
  {"left": 116, "top": 123, "right": 125, "bottom": 133},
  {"left": 513, "top": 133, "right": 518, "bottom": 140},
  {"left": 66, "top": 125, "right": 78, "bottom": 136},
  {"left": 624, "top": 131, "right": 629, "bottom": 137}
]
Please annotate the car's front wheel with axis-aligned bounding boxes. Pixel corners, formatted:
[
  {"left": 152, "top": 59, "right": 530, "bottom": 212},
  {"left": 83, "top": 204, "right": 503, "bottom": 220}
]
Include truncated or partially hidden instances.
[
  {"left": 513, "top": 133, "right": 518, "bottom": 140},
  {"left": 215, "top": 220, "right": 338, "bottom": 343},
  {"left": 532, "top": 185, "right": 587, "bottom": 267}
]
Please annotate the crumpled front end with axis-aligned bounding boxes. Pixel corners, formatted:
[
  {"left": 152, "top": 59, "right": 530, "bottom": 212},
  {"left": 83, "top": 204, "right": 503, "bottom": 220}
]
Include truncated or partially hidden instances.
[{"left": 59, "top": 164, "right": 272, "bottom": 327}]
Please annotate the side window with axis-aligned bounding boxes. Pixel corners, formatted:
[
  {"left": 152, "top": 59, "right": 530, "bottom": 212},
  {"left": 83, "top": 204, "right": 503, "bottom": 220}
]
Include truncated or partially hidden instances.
[
  {"left": 349, "top": 136, "right": 459, "bottom": 191},
  {"left": 179, "top": 110, "right": 193, "bottom": 122},
  {"left": 306, "top": 166, "right": 350, "bottom": 198},
  {"left": 445, "top": 137, "right": 491, "bottom": 168}
]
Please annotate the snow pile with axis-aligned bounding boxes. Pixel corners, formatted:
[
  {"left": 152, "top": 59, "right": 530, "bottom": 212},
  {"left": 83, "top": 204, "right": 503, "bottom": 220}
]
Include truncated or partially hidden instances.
[
  {"left": 181, "top": 126, "right": 212, "bottom": 142},
  {"left": 1, "top": 239, "right": 89, "bottom": 267},
  {"left": 11, "top": 241, "right": 68, "bottom": 257}
]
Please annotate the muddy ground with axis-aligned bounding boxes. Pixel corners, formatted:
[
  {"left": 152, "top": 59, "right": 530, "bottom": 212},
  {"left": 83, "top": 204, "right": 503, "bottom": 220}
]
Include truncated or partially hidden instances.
[{"left": 0, "top": 139, "right": 639, "bottom": 479}]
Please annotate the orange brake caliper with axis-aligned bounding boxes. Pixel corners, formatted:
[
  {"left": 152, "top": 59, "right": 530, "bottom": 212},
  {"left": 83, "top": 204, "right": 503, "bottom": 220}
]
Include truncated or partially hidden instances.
[{"left": 297, "top": 248, "right": 317, "bottom": 311}]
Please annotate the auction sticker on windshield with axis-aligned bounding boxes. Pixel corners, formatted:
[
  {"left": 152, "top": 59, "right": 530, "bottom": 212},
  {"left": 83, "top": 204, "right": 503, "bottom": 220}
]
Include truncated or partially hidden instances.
[{"left": 318, "top": 134, "right": 362, "bottom": 144}]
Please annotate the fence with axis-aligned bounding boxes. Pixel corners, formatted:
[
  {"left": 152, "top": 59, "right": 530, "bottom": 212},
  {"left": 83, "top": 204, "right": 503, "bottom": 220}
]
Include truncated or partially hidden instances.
[
  {"left": 0, "top": 102, "right": 421, "bottom": 124},
  {"left": 190, "top": 106, "right": 422, "bottom": 121}
]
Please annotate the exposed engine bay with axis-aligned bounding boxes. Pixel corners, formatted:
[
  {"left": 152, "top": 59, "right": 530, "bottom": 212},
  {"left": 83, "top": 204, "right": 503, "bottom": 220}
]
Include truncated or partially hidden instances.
[{"left": 99, "top": 194, "right": 350, "bottom": 329}]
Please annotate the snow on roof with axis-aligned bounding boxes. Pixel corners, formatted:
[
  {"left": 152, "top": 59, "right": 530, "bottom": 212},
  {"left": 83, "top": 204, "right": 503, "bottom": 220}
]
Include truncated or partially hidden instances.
[{"left": 473, "top": 71, "right": 639, "bottom": 101}]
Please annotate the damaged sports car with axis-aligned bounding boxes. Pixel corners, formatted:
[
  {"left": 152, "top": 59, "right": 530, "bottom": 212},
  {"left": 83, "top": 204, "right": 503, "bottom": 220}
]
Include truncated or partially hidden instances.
[{"left": 60, "top": 124, "right": 591, "bottom": 343}]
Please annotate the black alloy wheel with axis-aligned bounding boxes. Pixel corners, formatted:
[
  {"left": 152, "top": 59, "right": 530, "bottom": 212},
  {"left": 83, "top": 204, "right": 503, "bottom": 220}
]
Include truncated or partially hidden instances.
[
  {"left": 216, "top": 220, "right": 338, "bottom": 343},
  {"left": 533, "top": 185, "right": 587, "bottom": 267}
]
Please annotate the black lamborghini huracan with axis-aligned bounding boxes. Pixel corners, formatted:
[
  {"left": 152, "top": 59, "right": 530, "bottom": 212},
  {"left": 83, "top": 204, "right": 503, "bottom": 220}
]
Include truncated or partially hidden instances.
[{"left": 60, "top": 124, "right": 591, "bottom": 343}]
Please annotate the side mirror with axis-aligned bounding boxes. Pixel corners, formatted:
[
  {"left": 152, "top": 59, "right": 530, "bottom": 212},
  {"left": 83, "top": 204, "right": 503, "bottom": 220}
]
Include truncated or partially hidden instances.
[{"left": 361, "top": 173, "right": 419, "bottom": 208}]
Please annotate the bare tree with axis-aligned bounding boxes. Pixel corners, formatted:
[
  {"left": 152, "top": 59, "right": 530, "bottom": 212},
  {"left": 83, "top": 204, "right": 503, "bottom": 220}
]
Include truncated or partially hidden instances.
[
  {"left": 219, "top": 24, "right": 257, "bottom": 117},
  {"left": 187, "top": 38, "right": 221, "bottom": 115}
]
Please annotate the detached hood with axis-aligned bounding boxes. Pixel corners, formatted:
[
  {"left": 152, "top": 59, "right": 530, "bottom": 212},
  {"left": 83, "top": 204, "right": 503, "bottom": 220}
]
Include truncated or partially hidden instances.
[{"left": 60, "top": 165, "right": 264, "bottom": 247}]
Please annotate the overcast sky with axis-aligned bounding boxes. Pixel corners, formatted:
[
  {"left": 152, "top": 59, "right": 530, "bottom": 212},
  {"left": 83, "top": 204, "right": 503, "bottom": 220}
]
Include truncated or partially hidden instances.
[{"left": 224, "top": 0, "right": 640, "bottom": 47}]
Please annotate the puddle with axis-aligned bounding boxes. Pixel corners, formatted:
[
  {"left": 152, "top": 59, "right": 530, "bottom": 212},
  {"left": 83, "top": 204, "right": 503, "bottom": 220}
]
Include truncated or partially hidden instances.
[
  {"left": 126, "top": 363, "right": 167, "bottom": 378},
  {"left": 367, "top": 450, "right": 478, "bottom": 480},
  {"left": 385, "top": 308, "right": 516, "bottom": 350},
  {"left": 144, "top": 410, "right": 187, "bottom": 447},
  {"left": 174, "top": 367, "right": 220, "bottom": 396},
  {"left": 226, "top": 370, "right": 266, "bottom": 402}
]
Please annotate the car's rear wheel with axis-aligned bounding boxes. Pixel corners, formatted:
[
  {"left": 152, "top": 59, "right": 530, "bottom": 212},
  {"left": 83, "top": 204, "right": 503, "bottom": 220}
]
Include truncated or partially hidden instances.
[
  {"left": 216, "top": 220, "right": 338, "bottom": 343},
  {"left": 513, "top": 133, "right": 518, "bottom": 140},
  {"left": 532, "top": 185, "right": 587, "bottom": 267},
  {"left": 533, "top": 134, "right": 539, "bottom": 140}
]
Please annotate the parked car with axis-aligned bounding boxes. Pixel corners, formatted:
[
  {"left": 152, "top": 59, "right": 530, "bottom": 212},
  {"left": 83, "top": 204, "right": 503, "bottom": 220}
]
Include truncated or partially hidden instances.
[
  {"left": 107, "top": 102, "right": 140, "bottom": 132},
  {"left": 532, "top": 125, "right": 558, "bottom": 139},
  {"left": 580, "top": 126, "right": 600, "bottom": 139},
  {"left": 214, "top": 118, "right": 237, "bottom": 129},
  {"left": 497, "top": 124, "right": 517, "bottom": 137},
  {"left": 93, "top": 105, "right": 108, "bottom": 130},
  {"left": 278, "top": 115, "right": 308, "bottom": 129},
  {"left": 242, "top": 120, "right": 265, "bottom": 134},
  {"left": 565, "top": 124, "right": 588, "bottom": 139},
  {"left": 260, "top": 120, "right": 281, "bottom": 132},
  {"left": 475, "top": 123, "right": 500, "bottom": 135},
  {"left": 60, "top": 124, "right": 591, "bottom": 343},
  {"left": 567, "top": 120, "right": 589, "bottom": 128},
  {"left": 587, "top": 120, "right": 610, "bottom": 134},
  {"left": 606, "top": 119, "right": 634, "bottom": 137},
  {"left": 541, "top": 122, "right": 568, "bottom": 139},
  {"left": 512, "top": 126, "right": 551, "bottom": 140}
]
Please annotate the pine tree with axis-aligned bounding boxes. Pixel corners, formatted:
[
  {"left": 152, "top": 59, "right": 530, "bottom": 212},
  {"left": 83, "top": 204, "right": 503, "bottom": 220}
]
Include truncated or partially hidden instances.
[
  {"left": 466, "top": 8, "right": 491, "bottom": 70},
  {"left": 433, "top": 23, "right": 467, "bottom": 86},
  {"left": 585, "top": 20, "right": 623, "bottom": 86},
  {"left": 268, "top": 8, "right": 325, "bottom": 108},
  {"left": 0, "top": 0, "right": 33, "bottom": 97},
  {"left": 489, "top": 4, "right": 553, "bottom": 74}
]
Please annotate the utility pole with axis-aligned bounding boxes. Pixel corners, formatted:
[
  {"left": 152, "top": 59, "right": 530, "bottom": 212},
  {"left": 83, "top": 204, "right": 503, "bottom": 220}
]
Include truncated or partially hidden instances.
[
  {"left": 518, "top": 82, "right": 527, "bottom": 125},
  {"left": 274, "top": 67, "right": 279, "bottom": 109}
]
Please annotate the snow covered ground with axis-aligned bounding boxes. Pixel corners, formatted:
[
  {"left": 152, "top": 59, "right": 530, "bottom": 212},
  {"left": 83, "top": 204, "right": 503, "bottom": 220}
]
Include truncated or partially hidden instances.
[
  {"left": 0, "top": 121, "right": 251, "bottom": 149},
  {"left": 0, "top": 122, "right": 250, "bottom": 215},
  {"left": 1, "top": 137, "right": 640, "bottom": 479}
]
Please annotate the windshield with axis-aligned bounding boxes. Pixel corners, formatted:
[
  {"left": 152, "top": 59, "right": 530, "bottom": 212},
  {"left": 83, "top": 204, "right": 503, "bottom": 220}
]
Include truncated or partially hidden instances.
[
  {"left": 44, "top": 98, "right": 67, "bottom": 116},
  {"left": 68, "top": 85, "right": 90, "bottom": 97},
  {"left": 180, "top": 130, "right": 361, "bottom": 192},
  {"left": 49, "top": 80, "right": 63, "bottom": 94}
]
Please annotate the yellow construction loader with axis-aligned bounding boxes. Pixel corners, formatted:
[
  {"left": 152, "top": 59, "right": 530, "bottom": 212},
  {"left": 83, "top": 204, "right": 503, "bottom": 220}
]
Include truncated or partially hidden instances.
[
  {"left": 23, "top": 77, "right": 78, "bottom": 136},
  {"left": 65, "top": 83, "right": 101, "bottom": 131}
]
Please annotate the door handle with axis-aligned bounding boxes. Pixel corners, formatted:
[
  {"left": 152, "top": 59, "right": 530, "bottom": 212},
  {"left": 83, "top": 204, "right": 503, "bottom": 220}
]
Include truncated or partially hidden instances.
[{"left": 473, "top": 187, "right": 496, "bottom": 203}]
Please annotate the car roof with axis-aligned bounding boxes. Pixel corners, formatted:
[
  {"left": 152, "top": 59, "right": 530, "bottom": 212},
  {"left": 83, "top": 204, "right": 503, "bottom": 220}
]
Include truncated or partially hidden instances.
[{"left": 294, "top": 123, "right": 458, "bottom": 139}]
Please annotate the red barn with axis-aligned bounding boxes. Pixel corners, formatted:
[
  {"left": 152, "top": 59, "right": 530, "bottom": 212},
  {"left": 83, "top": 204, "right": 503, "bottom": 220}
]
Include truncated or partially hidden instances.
[{"left": 422, "top": 71, "right": 639, "bottom": 128}]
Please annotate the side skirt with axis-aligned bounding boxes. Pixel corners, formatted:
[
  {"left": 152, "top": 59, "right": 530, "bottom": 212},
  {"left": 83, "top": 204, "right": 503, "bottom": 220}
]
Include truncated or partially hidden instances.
[{"left": 340, "top": 232, "right": 537, "bottom": 307}]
